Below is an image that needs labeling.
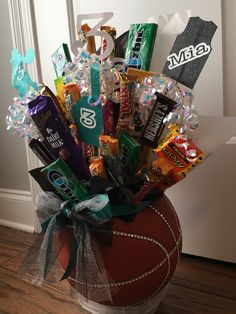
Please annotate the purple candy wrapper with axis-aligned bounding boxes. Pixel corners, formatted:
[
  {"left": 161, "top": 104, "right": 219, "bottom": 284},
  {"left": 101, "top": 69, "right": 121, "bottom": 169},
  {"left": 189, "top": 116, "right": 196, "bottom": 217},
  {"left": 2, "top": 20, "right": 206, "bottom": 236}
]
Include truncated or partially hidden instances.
[{"left": 28, "top": 95, "right": 90, "bottom": 180}]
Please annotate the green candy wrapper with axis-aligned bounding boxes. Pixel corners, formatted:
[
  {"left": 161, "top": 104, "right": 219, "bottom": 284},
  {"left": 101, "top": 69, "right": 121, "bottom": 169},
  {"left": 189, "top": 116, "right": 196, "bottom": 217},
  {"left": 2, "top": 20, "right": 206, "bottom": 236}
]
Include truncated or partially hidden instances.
[
  {"left": 41, "top": 158, "right": 89, "bottom": 201},
  {"left": 125, "top": 23, "right": 158, "bottom": 71}
]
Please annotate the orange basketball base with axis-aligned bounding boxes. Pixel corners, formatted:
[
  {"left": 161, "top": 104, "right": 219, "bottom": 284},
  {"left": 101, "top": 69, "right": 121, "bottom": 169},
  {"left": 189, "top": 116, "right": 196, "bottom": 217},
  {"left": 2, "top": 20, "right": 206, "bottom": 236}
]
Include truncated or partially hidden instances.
[{"left": 56, "top": 195, "right": 182, "bottom": 309}]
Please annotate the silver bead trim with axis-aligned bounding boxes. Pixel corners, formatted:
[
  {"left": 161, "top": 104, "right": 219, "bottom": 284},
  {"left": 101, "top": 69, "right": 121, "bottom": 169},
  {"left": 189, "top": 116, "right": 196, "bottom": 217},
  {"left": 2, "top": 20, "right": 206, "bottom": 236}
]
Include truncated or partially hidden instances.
[{"left": 73, "top": 229, "right": 182, "bottom": 289}]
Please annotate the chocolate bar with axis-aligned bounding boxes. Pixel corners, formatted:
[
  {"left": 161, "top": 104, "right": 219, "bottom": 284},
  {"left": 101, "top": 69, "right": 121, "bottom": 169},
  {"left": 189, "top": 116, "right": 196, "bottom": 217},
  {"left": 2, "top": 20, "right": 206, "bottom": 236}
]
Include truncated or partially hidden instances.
[
  {"left": 29, "top": 139, "right": 55, "bottom": 165},
  {"left": 139, "top": 92, "right": 176, "bottom": 148},
  {"left": 28, "top": 95, "right": 90, "bottom": 180}
]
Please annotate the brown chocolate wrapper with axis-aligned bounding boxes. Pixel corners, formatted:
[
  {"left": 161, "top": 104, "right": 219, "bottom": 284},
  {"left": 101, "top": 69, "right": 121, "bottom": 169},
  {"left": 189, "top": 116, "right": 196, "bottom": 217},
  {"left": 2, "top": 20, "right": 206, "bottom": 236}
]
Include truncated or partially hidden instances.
[{"left": 139, "top": 92, "right": 176, "bottom": 148}]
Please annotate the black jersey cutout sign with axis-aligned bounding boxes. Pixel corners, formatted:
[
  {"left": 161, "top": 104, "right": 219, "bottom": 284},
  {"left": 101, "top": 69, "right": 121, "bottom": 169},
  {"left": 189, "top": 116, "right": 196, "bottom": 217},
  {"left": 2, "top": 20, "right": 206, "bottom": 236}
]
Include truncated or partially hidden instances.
[{"left": 162, "top": 17, "right": 217, "bottom": 89}]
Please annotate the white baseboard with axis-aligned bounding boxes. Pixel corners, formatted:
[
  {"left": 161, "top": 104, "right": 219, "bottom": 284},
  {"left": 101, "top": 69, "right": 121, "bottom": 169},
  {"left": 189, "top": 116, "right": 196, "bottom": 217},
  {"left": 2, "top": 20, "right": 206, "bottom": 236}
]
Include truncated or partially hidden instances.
[
  {"left": 226, "top": 136, "right": 236, "bottom": 144},
  {"left": 0, "top": 188, "right": 35, "bottom": 233},
  {"left": 0, "top": 218, "right": 34, "bottom": 233}
]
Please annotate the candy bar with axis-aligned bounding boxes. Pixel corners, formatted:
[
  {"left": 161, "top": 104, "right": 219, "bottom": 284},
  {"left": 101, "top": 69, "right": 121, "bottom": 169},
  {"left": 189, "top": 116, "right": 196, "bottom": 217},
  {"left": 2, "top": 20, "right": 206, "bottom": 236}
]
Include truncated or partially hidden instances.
[
  {"left": 89, "top": 156, "right": 107, "bottom": 179},
  {"left": 119, "top": 133, "right": 141, "bottom": 175},
  {"left": 117, "top": 77, "right": 132, "bottom": 127},
  {"left": 28, "top": 95, "right": 90, "bottom": 180},
  {"left": 81, "top": 23, "right": 96, "bottom": 54},
  {"left": 125, "top": 23, "right": 157, "bottom": 71},
  {"left": 29, "top": 138, "right": 55, "bottom": 165},
  {"left": 154, "top": 136, "right": 204, "bottom": 174},
  {"left": 100, "top": 26, "right": 116, "bottom": 61},
  {"left": 102, "top": 98, "right": 116, "bottom": 136},
  {"left": 41, "top": 158, "right": 89, "bottom": 201},
  {"left": 139, "top": 92, "right": 176, "bottom": 148},
  {"left": 99, "top": 135, "right": 119, "bottom": 156}
]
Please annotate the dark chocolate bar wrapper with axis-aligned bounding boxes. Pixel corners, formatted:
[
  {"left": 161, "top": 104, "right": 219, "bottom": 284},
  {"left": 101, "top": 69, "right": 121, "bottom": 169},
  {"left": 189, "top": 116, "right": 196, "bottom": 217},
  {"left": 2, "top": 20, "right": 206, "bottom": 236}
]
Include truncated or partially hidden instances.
[
  {"left": 28, "top": 95, "right": 90, "bottom": 180},
  {"left": 29, "top": 167, "right": 62, "bottom": 199},
  {"left": 139, "top": 92, "right": 176, "bottom": 148},
  {"left": 114, "top": 31, "right": 129, "bottom": 58},
  {"left": 29, "top": 139, "right": 55, "bottom": 165}
]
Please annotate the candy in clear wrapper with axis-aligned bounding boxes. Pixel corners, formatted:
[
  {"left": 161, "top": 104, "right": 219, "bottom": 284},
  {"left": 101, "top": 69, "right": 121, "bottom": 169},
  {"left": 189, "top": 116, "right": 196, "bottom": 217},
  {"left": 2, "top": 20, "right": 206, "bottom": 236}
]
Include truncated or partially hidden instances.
[{"left": 51, "top": 44, "right": 72, "bottom": 78}]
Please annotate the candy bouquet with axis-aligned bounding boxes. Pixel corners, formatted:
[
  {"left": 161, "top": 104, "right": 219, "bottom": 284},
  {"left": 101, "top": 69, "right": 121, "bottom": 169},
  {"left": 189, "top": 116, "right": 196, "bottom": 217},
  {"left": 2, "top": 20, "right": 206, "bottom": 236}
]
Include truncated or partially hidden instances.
[{"left": 6, "top": 12, "right": 225, "bottom": 314}]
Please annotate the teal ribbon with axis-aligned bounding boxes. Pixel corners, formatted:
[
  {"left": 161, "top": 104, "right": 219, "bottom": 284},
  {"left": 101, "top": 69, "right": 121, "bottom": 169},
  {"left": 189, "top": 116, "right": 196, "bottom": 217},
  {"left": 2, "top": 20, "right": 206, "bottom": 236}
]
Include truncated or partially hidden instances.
[
  {"left": 90, "top": 62, "right": 101, "bottom": 102},
  {"left": 40, "top": 195, "right": 152, "bottom": 281}
]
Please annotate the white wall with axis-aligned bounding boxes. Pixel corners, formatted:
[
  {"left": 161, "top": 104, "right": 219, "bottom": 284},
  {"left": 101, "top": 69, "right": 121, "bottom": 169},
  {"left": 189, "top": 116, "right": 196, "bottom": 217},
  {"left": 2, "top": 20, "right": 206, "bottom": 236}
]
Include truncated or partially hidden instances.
[
  {"left": 33, "top": 0, "right": 71, "bottom": 91},
  {"left": 222, "top": 0, "right": 236, "bottom": 116},
  {"left": 33, "top": 0, "right": 236, "bottom": 262},
  {"left": 73, "top": 0, "right": 223, "bottom": 117},
  {"left": 0, "top": 0, "right": 30, "bottom": 191},
  {"left": 0, "top": 0, "right": 35, "bottom": 233},
  {"left": 1, "top": 0, "right": 236, "bottom": 249}
]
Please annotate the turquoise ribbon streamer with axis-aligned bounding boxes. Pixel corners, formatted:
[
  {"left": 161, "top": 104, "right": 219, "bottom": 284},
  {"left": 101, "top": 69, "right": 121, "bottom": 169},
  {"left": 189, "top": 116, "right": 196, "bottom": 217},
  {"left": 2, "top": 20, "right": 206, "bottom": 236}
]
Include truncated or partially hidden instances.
[
  {"left": 90, "top": 62, "right": 101, "bottom": 102},
  {"left": 40, "top": 195, "right": 153, "bottom": 281}
]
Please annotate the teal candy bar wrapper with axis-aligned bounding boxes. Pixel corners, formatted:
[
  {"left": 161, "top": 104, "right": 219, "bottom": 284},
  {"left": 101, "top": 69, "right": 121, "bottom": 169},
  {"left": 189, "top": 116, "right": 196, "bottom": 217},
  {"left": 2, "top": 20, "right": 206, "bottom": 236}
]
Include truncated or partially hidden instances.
[
  {"left": 41, "top": 158, "right": 89, "bottom": 201},
  {"left": 51, "top": 44, "right": 72, "bottom": 78},
  {"left": 125, "top": 23, "right": 158, "bottom": 71}
]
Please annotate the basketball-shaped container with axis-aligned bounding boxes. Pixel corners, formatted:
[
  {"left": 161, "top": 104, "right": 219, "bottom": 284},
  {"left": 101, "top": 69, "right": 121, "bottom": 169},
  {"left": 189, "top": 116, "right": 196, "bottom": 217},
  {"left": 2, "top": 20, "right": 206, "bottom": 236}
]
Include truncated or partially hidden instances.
[{"left": 56, "top": 195, "right": 182, "bottom": 313}]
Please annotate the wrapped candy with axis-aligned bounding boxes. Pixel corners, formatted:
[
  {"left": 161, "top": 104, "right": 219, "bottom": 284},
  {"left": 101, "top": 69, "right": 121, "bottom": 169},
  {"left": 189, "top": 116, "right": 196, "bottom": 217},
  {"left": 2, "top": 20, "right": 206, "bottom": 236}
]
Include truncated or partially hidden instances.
[{"left": 6, "top": 12, "right": 224, "bottom": 314}]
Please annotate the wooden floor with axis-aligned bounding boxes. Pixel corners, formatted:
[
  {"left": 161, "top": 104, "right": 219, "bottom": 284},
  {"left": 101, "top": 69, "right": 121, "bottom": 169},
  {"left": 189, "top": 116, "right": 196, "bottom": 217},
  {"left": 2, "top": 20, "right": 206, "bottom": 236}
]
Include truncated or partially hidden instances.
[{"left": 0, "top": 225, "right": 236, "bottom": 314}]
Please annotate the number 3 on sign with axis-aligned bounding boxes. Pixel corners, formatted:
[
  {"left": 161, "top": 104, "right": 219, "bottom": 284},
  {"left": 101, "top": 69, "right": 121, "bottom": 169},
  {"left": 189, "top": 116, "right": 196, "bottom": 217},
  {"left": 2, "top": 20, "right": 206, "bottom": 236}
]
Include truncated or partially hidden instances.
[
  {"left": 71, "top": 12, "right": 114, "bottom": 61},
  {"left": 80, "top": 108, "right": 96, "bottom": 129}
]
